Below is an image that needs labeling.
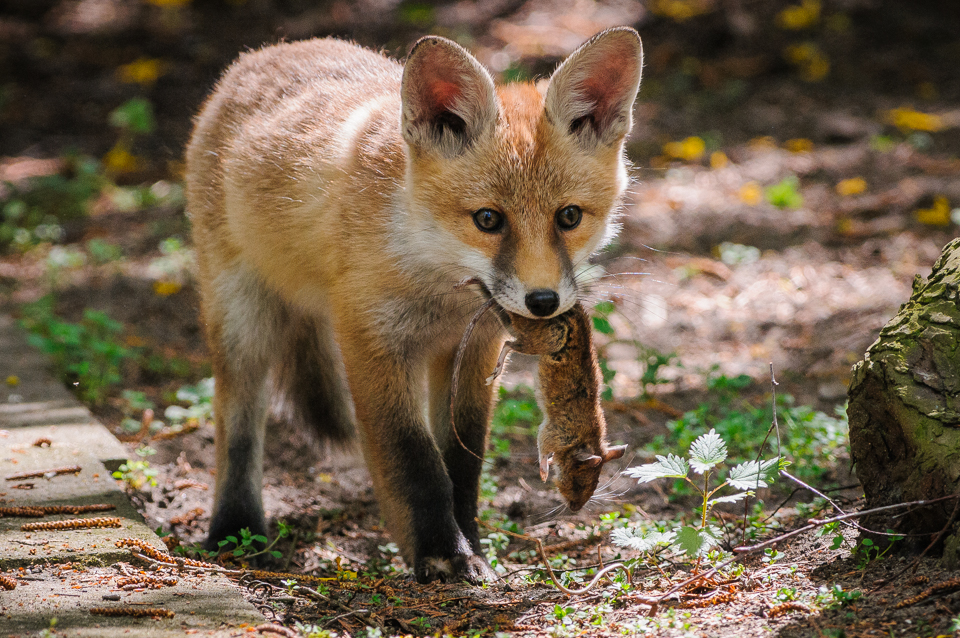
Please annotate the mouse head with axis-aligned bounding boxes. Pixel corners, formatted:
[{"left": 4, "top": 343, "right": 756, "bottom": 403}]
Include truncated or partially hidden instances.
[{"left": 541, "top": 444, "right": 626, "bottom": 511}]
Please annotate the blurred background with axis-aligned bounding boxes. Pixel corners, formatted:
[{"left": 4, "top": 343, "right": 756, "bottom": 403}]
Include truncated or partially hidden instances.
[{"left": 0, "top": 0, "right": 958, "bottom": 572}]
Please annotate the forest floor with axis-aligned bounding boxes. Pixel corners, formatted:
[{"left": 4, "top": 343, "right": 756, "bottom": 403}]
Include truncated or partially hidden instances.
[{"left": 2, "top": 0, "right": 960, "bottom": 636}]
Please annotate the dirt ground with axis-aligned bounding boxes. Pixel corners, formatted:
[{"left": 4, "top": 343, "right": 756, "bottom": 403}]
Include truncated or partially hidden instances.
[{"left": 2, "top": 0, "right": 960, "bottom": 636}]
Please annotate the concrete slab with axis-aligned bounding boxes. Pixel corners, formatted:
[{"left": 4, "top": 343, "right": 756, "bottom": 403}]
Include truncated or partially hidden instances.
[
  {"left": 0, "top": 565, "right": 265, "bottom": 636},
  {"left": 0, "top": 313, "right": 267, "bottom": 635}
]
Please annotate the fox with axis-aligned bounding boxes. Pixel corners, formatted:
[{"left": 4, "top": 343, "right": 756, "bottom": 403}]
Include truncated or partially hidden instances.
[{"left": 184, "top": 27, "right": 643, "bottom": 584}]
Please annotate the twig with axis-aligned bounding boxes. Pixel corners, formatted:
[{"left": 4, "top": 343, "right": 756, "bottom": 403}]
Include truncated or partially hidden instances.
[
  {"left": 5, "top": 465, "right": 82, "bottom": 480},
  {"left": 742, "top": 363, "right": 781, "bottom": 546},
  {"left": 482, "top": 521, "right": 644, "bottom": 601}
]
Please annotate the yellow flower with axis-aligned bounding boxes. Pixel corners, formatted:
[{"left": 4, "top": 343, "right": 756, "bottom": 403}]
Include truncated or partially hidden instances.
[
  {"left": 153, "top": 280, "right": 183, "bottom": 296},
  {"left": 835, "top": 177, "right": 867, "bottom": 197},
  {"left": 103, "top": 142, "right": 140, "bottom": 174},
  {"left": 710, "top": 151, "right": 729, "bottom": 169},
  {"left": 652, "top": 0, "right": 710, "bottom": 22},
  {"left": 915, "top": 196, "right": 951, "bottom": 226},
  {"left": 5, "top": 375, "right": 19, "bottom": 387},
  {"left": 785, "top": 138, "right": 813, "bottom": 153},
  {"left": 663, "top": 136, "right": 706, "bottom": 161},
  {"left": 784, "top": 43, "right": 830, "bottom": 82},
  {"left": 887, "top": 107, "right": 944, "bottom": 132},
  {"left": 835, "top": 218, "right": 854, "bottom": 235},
  {"left": 749, "top": 136, "right": 777, "bottom": 151},
  {"left": 776, "top": 0, "right": 820, "bottom": 30},
  {"left": 117, "top": 58, "right": 166, "bottom": 87},
  {"left": 739, "top": 182, "right": 763, "bottom": 205}
]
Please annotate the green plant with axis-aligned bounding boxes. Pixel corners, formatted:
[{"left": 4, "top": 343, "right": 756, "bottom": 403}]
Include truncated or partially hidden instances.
[
  {"left": 0, "top": 155, "right": 104, "bottom": 251},
  {"left": 293, "top": 623, "right": 337, "bottom": 638},
  {"left": 765, "top": 175, "right": 804, "bottom": 208},
  {"left": 614, "top": 429, "right": 780, "bottom": 565},
  {"left": 109, "top": 98, "right": 156, "bottom": 135},
  {"left": 815, "top": 520, "right": 845, "bottom": 550},
  {"left": 148, "top": 236, "right": 194, "bottom": 283},
  {"left": 854, "top": 532, "right": 903, "bottom": 569},
  {"left": 775, "top": 586, "right": 798, "bottom": 602},
  {"left": 816, "top": 584, "right": 862, "bottom": 609},
  {"left": 717, "top": 241, "right": 760, "bottom": 266},
  {"left": 638, "top": 348, "right": 678, "bottom": 400},
  {"left": 164, "top": 377, "right": 215, "bottom": 426},
  {"left": 20, "top": 296, "right": 137, "bottom": 404},
  {"left": 113, "top": 447, "right": 158, "bottom": 489},
  {"left": 86, "top": 238, "right": 124, "bottom": 264},
  {"left": 657, "top": 370, "right": 848, "bottom": 481},
  {"left": 591, "top": 300, "right": 677, "bottom": 402},
  {"left": 489, "top": 385, "right": 541, "bottom": 458},
  {"left": 480, "top": 531, "right": 509, "bottom": 575},
  {"left": 217, "top": 521, "right": 291, "bottom": 561}
]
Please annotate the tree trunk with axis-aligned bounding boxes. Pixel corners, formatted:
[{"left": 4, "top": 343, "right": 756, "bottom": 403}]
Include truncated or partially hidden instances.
[{"left": 848, "top": 237, "right": 960, "bottom": 561}]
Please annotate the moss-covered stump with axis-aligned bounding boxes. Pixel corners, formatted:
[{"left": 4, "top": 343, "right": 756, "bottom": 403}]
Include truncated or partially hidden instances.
[{"left": 848, "top": 237, "right": 960, "bottom": 557}]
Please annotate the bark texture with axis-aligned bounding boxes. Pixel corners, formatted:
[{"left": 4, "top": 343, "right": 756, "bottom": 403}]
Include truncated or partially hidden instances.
[{"left": 848, "top": 237, "right": 960, "bottom": 559}]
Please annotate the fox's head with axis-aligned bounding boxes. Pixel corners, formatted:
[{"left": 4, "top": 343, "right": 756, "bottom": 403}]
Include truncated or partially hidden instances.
[{"left": 398, "top": 28, "right": 643, "bottom": 319}]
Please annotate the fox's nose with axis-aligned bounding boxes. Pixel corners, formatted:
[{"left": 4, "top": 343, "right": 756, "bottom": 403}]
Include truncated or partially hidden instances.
[{"left": 525, "top": 289, "right": 560, "bottom": 317}]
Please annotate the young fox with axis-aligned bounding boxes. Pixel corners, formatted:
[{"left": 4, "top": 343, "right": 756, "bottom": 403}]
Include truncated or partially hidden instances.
[{"left": 185, "top": 28, "right": 642, "bottom": 583}]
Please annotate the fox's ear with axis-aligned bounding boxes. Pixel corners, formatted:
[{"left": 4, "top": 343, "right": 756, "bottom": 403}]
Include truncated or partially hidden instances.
[
  {"left": 401, "top": 36, "right": 498, "bottom": 157},
  {"left": 545, "top": 27, "right": 643, "bottom": 148}
]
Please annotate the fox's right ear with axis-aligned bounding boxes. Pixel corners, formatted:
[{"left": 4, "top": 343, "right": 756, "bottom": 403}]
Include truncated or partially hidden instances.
[
  {"left": 545, "top": 27, "right": 643, "bottom": 149},
  {"left": 401, "top": 36, "right": 498, "bottom": 157}
]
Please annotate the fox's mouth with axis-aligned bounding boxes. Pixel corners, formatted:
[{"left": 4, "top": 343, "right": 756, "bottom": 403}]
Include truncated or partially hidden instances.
[{"left": 455, "top": 276, "right": 512, "bottom": 327}]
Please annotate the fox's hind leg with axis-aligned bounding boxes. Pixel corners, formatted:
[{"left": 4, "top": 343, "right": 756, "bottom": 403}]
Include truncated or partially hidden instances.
[
  {"left": 203, "top": 265, "right": 288, "bottom": 549},
  {"left": 273, "top": 316, "right": 355, "bottom": 444}
]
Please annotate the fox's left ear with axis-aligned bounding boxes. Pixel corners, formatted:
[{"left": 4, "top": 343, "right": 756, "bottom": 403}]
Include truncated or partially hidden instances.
[
  {"left": 401, "top": 36, "right": 498, "bottom": 157},
  {"left": 545, "top": 27, "right": 643, "bottom": 148}
]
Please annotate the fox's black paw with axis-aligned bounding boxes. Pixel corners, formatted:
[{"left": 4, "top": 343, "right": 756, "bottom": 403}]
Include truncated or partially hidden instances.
[
  {"left": 415, "top": 553, "right": 496, "bottom": 584},
  {"left": 205, "top": 508, "right": 267, "bottom": 553}
]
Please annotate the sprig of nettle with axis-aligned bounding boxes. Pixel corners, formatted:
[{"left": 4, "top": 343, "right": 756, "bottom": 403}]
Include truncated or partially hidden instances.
[{"left": 613, "top": 429, "right": 783, "bottom": 566}]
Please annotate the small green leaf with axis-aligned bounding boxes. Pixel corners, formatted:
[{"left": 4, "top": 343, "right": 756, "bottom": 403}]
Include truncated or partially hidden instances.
[
  {"left": 624, "top": 454, "right": 689, "bottom": 483},
  {"left": 673, "top": 525, "right": 721, "bottom": 558},
  {"left": 224, "top": 535, "right": 238, "bottom": 545},
  {"left": 252, "top": 534, "right": 269, "bottom": 544},
  {"left": 593, "top": 301, "right": 616, "bottom": 316},
  {"left": 592, "top": 316, "right": 615, "bottom": 335},
  {"left": 218, "top": 540, "right": 230, "bottom": 548},
  {"left": 610, "top": 528, "right": 676, "bottom": 551},
  {"left": 728, "top": 457, "right": 780, "bottom": 490},
  {"left": 270, "top": 550, "right": 282, "bottom": 559},
  {"left": 108, "top": 98, "right": 156, "bottom": 134},
  {"left": 688, "top": 428, "right": 727, "bottom": 473},
  {"left": 232, "top": 549, "right": 244, "bottom": 557},
  {"left": 707, "top": 491, "right": 751, "bottom": 507}
]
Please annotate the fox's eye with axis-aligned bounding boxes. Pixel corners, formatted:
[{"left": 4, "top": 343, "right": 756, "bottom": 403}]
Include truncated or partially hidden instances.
[
  {"left": 556, "top": 205, "right": 582, "bottom": 230},
  {"left": 473, "top": 208, "right": 504, "bottom": 233}
]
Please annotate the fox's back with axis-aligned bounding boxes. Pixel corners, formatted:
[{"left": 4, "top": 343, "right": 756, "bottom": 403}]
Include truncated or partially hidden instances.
[{"left": 186, "top": 39, "right": 406, "bottom": 300}]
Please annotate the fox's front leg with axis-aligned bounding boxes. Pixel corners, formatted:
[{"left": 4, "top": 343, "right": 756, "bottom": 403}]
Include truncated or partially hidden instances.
[
  {"left": 429, "top": 317, "right": 505, "bottom": 558},
  {"left": 339, "top": 333, "right": 493, "bottom": 584}
]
